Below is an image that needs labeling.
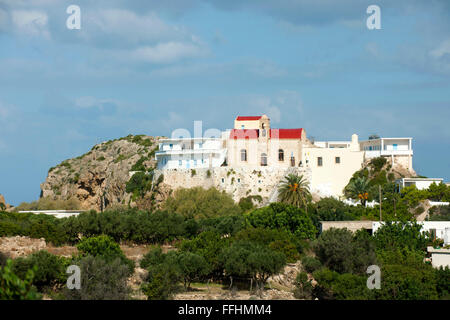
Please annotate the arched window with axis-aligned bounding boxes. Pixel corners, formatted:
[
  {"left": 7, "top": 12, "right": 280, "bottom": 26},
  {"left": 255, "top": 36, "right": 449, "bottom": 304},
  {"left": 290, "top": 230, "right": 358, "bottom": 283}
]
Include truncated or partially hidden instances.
[
  {"left": 278, "top": 149, "right": 284, "bottom": 161},
  {"left": 261, "top": 153, "right": 267, "bottom": 166},
  {"left": 240, "top": 149, "right": 247, "bottom": 161}
]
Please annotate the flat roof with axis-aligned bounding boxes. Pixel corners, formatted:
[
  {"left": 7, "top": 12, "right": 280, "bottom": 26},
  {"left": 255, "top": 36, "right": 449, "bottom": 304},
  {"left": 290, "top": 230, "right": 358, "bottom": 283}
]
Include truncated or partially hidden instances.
[
  {"left": 360, "top": 137, "right": 413, "bottom": 142},
  {"left": 396, "top": 178, "right": 444, "bottom": 182}
]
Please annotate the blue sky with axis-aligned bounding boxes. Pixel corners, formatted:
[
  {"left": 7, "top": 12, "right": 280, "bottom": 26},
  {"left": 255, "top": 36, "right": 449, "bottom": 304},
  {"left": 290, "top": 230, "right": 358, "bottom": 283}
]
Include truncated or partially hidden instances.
[{"left": 0, "top": 0, "right": 449, "bottom": 205}]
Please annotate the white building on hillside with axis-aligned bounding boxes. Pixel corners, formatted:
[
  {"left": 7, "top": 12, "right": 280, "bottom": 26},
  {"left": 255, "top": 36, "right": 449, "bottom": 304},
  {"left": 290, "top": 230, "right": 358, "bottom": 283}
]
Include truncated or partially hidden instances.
[
  {"left": 396, "top": 177, "right": 444, "bottom": 191},
  {"left": 360, "top": 137, "right": 413, "bottom": 170},
  {"left": 154, "top": 115, "right": 418, "bottom": 198},
  {"left": 156, "top": 137, "right": 227, "bottom": 170}
]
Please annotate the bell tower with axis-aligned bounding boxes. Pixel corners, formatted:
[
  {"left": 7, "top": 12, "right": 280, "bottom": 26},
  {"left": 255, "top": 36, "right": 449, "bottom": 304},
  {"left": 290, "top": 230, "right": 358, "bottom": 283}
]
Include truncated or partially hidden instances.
[{"left": 258, "top": 114, "right": 270, "bottom": 166}]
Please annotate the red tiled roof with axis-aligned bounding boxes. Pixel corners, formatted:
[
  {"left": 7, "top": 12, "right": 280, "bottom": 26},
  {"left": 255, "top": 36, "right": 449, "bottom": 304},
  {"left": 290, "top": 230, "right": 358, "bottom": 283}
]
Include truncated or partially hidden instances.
[
  {"left": 270, "top": 128, "right": 303, "bottom": 139},
  {"left": 235, "top": 116, "right": 262, "bottom": 121},
  {"left": 229, "top": 129, "right": 259, "bottom": 139}
]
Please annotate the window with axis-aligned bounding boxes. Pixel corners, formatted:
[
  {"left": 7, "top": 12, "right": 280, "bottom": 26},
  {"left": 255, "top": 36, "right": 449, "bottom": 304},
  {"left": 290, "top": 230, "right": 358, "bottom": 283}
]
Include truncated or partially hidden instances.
[
  {"left": 169, "top": 144, "right": 173, "bottom": 149},
  {"left": 393, "top": 144, "right": 398, "bottom": 150},
  {"left": 278, "top": 149, "right": 284, "bottom": 161},
  {"left": 237, "top": 178, "right": 241, "bottom": 183},
  {"left": 179, "top": 160, "right": 182, "bottom": 166},
  {"left": 261, "top": 129, "right": 266, "bottom": 137},
  {"left": 317, "top": 157, "right": 323, "bottom": 166},
  {"left": 241, "top": 149, "right": 247, "bottom": 161},
  {"left": 194, "top": 160, "right": 197, "bottom": 166},
  {"left": 241, "top": 125, "right": 245, "bottom": 129},
  {"left": 221, "top": 178, "right": 224, "bottom": 183},
  {"left": 261, "top": 153, "right": 267, "bottom": 166},
  {"left": 335, "top": 157, "right": 340, "bottom": 164}
]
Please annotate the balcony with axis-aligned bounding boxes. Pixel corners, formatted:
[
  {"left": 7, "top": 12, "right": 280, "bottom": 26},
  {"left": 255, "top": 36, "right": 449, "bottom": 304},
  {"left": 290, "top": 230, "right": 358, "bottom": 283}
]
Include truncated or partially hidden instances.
[
  {"left": 380, "top": 149, "right": 413, "bottom": 156},
  {"left": 156, "top": 148, "right": 225, "bottom": 156}
]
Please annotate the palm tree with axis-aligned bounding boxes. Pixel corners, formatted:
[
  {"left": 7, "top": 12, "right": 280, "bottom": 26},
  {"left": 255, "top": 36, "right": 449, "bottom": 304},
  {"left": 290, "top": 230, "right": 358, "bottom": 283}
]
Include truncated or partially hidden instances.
[
  {"left": 278, "top": 173, "right": 311, "bottom": 212},
  {"left": 345, "top": 176, "right": 371, "bottom": 206}
]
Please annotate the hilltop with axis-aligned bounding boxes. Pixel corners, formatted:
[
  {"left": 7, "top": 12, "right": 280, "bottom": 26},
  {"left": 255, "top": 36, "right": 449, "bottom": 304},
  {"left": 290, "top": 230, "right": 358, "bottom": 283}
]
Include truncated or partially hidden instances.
[{"left": 40, "top": 135, "right": 166, "bottom": 211}]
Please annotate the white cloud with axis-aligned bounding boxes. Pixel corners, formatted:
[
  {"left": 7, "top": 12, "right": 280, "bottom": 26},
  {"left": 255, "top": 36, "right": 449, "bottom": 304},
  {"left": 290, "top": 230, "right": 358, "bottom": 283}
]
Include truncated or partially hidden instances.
[
  {"left": 430, "top": 39, "right": 450, "bottom": 58},
  {"left": 129, "top": 41, "right": 207, "bottom": 63},
  {"left": 81, "top": 9, "right": 189, "bottom": 46},
  {"left": 10, "top": 10, "right": 49, "bottom": 38}
]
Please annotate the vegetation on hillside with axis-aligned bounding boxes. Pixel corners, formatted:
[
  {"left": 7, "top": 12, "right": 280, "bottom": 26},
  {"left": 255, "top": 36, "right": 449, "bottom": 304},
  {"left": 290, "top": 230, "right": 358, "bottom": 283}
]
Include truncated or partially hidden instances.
[{"left": 1, "top": 177, "right": 449, "bottom": 300}]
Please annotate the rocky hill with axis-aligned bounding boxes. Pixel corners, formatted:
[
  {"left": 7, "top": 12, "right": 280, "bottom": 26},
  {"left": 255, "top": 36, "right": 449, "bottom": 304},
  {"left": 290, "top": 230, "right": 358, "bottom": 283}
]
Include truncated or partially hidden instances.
[
  {"left": 40, "top": 135, "right": 166, "bottom": 211},
  {"left": 0, "top": 194, "right": 11, "bottom": 210}
]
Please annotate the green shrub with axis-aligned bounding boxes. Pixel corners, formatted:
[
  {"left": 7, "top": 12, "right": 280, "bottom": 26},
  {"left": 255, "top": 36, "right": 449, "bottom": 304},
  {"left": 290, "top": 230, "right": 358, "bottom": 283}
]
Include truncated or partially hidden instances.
[
  {"left": 63, "top": 256, "right": 131, "bottom": 300},
  {"left": 220, "top": 241, "right": 286, "bottom": 289},
  {"left": 373, "top": 221, "right": 429, "bottom": 252},
  {"left": 180, "top": 231, "right": 228, "bottom": 278},
  {"left": 314, "top": 228, "right": 377, "bottom": 274},
  {"left": 0, "top": 259, "right": 40, "bottom": 300},
  {"left": 12, "top": 250, "right": 68, "bottom": 291},
  {"left": 141, "top": 258, "right": 181, "bottom": 300},
  {"left": 312, "top": 268, "right": 373, "bottom": 300},
  {"left": 131, "top": 156, "right": 148, "bottom": 171},
  {"left": 435, "top": 266, "right": 450, "bottom": 299},
  {"left": 293, "top": 272, "right": 313, "bottom": 299},
  {"left": 301, "top": 256, "right": 322, "bottom": 274},
  {"left": 76, "top": 235, "right": 134, "bottom": 274},
  {"left": 247, "top": 203, "right": 317, "bottom": 240},
  {"left": 163, "top": 187, "right": 241, "bottom": 219},
  {"left": 126, "top": 171, "right": 153, "bottom": 199}
]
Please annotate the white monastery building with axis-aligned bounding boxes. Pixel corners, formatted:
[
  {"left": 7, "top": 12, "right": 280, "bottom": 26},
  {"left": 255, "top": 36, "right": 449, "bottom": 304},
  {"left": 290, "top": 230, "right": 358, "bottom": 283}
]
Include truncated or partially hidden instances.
[{"left": 155, "top": 115, "right": 416, "bottom": 199}]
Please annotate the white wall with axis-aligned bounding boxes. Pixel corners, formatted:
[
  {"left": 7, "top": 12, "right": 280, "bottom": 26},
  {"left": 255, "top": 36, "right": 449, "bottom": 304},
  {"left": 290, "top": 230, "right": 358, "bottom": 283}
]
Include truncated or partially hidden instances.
[{"left": 373, "top": 222, "right": 450, "bottom": 243}]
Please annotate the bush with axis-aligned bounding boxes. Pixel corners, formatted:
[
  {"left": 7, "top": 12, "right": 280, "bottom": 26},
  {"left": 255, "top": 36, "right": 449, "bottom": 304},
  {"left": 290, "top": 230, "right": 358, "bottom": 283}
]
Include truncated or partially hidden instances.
[
  {"left": 373, "top": 221, "right": 429, "bottom": 252},
  {"left": 140, "top": 249, "right": 182, "bottom": 300},
  {"left": 369, "top": 157, "right": 387, "bottom": 172},
  {"left": 312, "top": 268, "right": 373, "bottom": 300},
  {"left": 234, "top": 227, "right": 300, "bottom": 262},
  {"left": 180, "top": 231, "right": 229, "bottom": 278},
  {"left": 196, "top": 214, "right": 246, "bottom": 236},
  {"left": 163, "top": 187, "right": 242, "bottom": 219},
  {"left": 0, "top": 259, "right": 40, "bottom": 300},
  {"left": 220, "top": 241, "right": 286, "bottom": 290},
  {"left": 76, "top": 235, "right": 134, "bottom": 274},
  {"left": 15, "top": 197, "right": 80, "bottom": 211},
  {"left": 314, "top": 228, "right": 377, "bottom": 275},
  {"left": 435, "top": 266, "right": 450, "bottom": 299},
  {"left": 0, "top": 212, "right": 69, "bottom": 245},
  {"left": 301, "top": 256, "right": 322, "bottom": 274},
  {"left": 176, "top": 252, "right": 210, "bottom": 289},
  {"left": 63, "top": 256, "right": 131, "bottom": 300},
  {"left": 374, "top": 264, "right": 438, "bottom": 300},
  {"left": 247, "top": 203, "right": 317, "bottom": 240},
  {"left": 126, "top": 171, "right": 153, "bottom": 199},
  {"left": 141, "top": 258, "right": 181, "bottom": 300},
  {"left": 293, "top": 272, "right": 313, "bottom": 299},
  {"left": 12, "top": 250, "right": 68, "bottom": 292}
]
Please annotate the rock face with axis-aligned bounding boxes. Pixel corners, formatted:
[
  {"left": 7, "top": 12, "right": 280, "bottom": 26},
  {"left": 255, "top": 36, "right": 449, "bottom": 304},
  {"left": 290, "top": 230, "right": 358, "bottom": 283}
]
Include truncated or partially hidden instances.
[
  {"left": 40, "top": 135, "right": 164, "bottom": 211},
  {"left": 0, "top": 236, "right": 47, "bottom": 259},
  {"left": 0, "top": 194, "right": 11, "bottom": 210}
]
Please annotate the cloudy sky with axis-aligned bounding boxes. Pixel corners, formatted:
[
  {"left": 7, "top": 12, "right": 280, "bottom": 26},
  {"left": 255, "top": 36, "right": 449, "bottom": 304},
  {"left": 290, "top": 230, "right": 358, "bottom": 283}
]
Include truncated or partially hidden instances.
[{"left": 0, "top": 0, "right": 449, "bottom": 205}]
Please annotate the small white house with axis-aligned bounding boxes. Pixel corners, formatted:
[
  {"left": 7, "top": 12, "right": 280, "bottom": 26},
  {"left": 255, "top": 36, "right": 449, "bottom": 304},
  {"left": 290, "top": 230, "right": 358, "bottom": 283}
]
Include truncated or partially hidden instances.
[
  {"left": 373, "top": 221, "right": 450, "bottom": 245},
  {"left": 396, "top": 177, "right": 444, "bottom": 191}
]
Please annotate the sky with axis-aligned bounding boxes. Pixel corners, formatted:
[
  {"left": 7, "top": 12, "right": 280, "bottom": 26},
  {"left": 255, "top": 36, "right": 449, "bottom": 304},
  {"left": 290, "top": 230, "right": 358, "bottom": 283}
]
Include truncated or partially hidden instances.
[{"left": 0, "top": 0, "right": 449, "bottom": 205}]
